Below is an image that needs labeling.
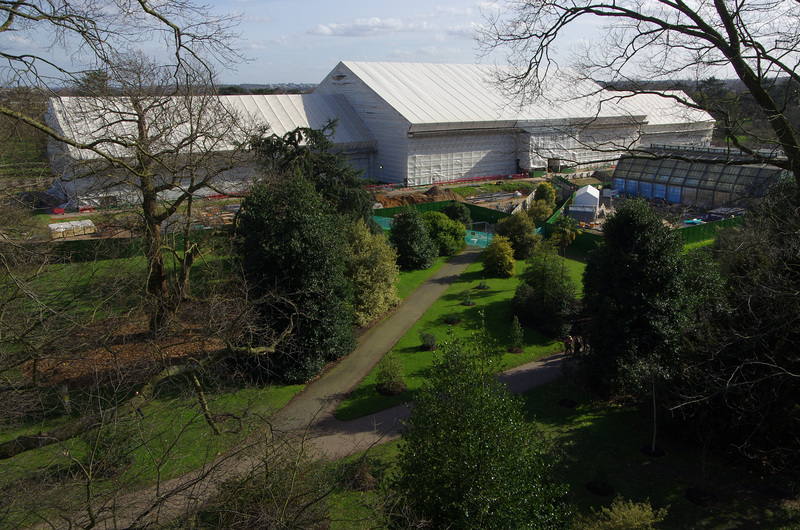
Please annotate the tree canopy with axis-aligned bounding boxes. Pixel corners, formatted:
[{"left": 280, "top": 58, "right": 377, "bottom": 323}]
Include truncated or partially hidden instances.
[
  {"left": 235, "top": 178, "right": 356, "bottom": 383},
  {"left": 395, "top": 333, "right": 571, "bottom": 529},
  {"left": 582, "top": 198, "right": 687, "bottom": 391}
]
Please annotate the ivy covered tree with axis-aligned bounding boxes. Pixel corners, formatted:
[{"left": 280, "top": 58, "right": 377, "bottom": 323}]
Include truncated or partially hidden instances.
[
  {"left": 343, "top": 219, "right": 400, "bottom": 328},
  {"left": 496, "top": 212, "right": 541, "bottom": 260},
  {"left": 235, "top": 178, "right": 357, "bottom": 382},
  {"left": 482, "top": 235, "right": 516, "bottom": 278},
  {"left": 389, "top": 208, "right": 439, "bottom": 271},
  {"left": 422, "top": 211, "right": 465, "bottom": 256},
  {"left": 394, "top": 333, "right": 571, "bottom": 529},
  {"left": 250, "top": 121, "right": 372, "bottom": 220},
  {"left": 513, "top": 243, "right": 577, "bottom": 338}
]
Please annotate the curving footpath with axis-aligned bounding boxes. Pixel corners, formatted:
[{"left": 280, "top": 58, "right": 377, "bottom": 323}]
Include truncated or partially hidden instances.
[{"left": 45, "top": 246, "right": 566, "bottom": 528}]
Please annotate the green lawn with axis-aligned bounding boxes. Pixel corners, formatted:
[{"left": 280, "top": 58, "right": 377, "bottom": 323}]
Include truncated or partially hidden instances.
[
  {"left": 334, "top": 253, "right": 585, "bottom": 420},
  {"left": 0, "top": 379, "right": 304, "bottom": 527}
]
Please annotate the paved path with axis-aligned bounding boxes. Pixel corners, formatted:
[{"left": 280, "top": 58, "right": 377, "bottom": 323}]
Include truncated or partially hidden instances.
[
  {"left": 45, "top": 246, "right": 567, "bottom": 528},
  {"left": 274, "top": 246, "right": 483, "bottom": 432}
]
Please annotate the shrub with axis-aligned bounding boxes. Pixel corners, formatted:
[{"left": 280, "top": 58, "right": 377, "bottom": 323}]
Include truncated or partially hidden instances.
[
  {"left": 482, "top": 235, "right": 515, "bottom": 278},
  {"left": 375, "top": 353, "right": 406, "bottom": 395},
  {"left": 443, "top": 313, "right": 461, "bottom": 325},
  {"left": 419, "top": 332, "right": 437, "bottom": 351},
  {"left": 574, "top": 496, "right": 668, "bottom": 530},
  {"left": 422, "top": 211, "right": 465, "bottom": 256},
  {"left": 440, "top": 201, "right": 472, "bottom": 227}
]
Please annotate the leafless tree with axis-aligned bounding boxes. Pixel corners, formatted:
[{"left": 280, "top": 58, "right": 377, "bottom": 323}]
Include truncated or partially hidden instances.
[
  {"left": 480, "top": 0, "right": 800, "bottom": 183},
  {"left": 0, "top": 1, "right": 247, "bottom": 332},
  {"left": 48, "top": 53, "right": 257, "bottom": 331}
]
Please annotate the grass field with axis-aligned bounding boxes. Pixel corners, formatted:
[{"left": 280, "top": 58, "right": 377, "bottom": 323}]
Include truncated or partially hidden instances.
[
  {"left": 445, "top": 181, "right": 539, "bottom": 198},
  {"left": 0, "top": 377, "right": 304, "bottom": 528},
  {"left": 335, "top": 252, "right": 585, "bottom": 420}
]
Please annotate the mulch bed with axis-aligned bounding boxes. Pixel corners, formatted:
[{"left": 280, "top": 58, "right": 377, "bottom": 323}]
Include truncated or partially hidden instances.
[{"left": 25, "top": 312, "right": 225, "bottom": 389}]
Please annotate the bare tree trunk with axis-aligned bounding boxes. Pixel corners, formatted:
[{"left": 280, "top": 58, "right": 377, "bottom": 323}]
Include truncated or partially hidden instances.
[{"left": 142, "top": 176, "right": 171, "bottom": 333}]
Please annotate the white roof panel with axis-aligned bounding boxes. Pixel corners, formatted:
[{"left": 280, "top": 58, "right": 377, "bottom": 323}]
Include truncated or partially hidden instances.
[
  {"left": 48, "top": 93, "right": 376, "bottom": 161},
  {"left": 334, "top": 61, "right": 713, "bottom": 131}
]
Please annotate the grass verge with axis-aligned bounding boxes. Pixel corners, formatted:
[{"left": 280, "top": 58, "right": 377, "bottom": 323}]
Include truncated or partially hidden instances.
[{"left": 395, "top": 256, "right": 448, "bottom": 300}]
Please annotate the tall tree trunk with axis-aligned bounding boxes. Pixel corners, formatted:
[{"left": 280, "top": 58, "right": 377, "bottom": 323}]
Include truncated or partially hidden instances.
[{"left": 142, "top": 186, "right": 170, "bottom": 334}]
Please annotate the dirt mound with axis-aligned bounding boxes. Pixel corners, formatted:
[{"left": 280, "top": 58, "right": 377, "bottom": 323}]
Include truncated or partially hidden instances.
[{"left": 376, "top": 186, "right": 464, "bottom": 208}]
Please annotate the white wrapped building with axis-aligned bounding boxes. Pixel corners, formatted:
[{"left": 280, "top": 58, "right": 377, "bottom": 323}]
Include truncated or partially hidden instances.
[
  {"left": 47, "top": 61, "right": 715, "bottom": 202},
  {"left": 314, "top": 62, "right": 714, "bottom": 186}
]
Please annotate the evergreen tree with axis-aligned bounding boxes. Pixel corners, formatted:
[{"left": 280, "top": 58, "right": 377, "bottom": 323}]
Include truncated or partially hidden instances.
[
  {"left": 482, "top": 235, "right": 516, "bottom": 278},
  {"left": 343, "top": 219, "right": 400, "bottom": 327},
  {"left": 422, "top": 210, "right": 465, "bottom": 256},
  {"left": 395, "top": 333, "right": 571, "bottom": 529},
  {"left": 534, "top": 181, "right": 557, "bottom": 209},
  {"left": 496, "top": 212, "right": 541, "bottom": 260},
  {"left": 513, "top": 243, "right": 577, "bottom": 338},
  {"left": 251, "top": 121, "right": 372, "bottom": 220},
  {"left": 583, "top": 198, "right": 688, "bottom": 451},
  {"left": 235, "top": 178, "right": 356, "bottom": 382},
  {"left": 389, "top": 208, "right": 438, "bottom": 271}
]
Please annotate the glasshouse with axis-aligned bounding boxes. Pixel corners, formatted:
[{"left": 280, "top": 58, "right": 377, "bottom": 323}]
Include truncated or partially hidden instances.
[{"left": 612, "top": 146, "right": 786, "bottom": 209}]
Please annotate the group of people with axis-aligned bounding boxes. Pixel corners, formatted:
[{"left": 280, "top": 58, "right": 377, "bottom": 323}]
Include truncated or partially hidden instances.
[{"left": 563, "top": 334, "right": 585, "bottom": 356}]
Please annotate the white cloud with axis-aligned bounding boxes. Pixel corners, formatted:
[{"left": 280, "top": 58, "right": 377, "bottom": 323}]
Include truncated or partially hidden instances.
[
  {"left": 310, "top": 17, "right": 410, "bottom": 37},
  {"left": 309, "top": 13, "right": 477, "bottom": 40}
]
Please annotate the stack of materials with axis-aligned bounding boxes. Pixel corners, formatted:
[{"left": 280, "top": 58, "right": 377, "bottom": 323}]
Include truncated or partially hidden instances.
[{"left": 48, "top": 219, "right": 97, "bottom": 239}]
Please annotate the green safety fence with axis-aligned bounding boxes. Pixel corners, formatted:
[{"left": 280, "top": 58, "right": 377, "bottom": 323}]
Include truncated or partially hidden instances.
[
  {"left": 677, "top": 216, "right": 744, "bottom": 244},
  {"left": 373, "top": 200, "right": 513, "bottom": 225}
]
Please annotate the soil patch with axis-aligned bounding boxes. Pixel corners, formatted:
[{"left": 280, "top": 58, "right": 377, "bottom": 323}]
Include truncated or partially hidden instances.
[{"left": 375, "top": 186, "right": 465, "bottom": 208}]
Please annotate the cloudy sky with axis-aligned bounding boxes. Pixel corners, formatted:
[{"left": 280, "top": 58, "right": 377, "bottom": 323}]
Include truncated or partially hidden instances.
[{"left": 215, "top": 0, "right": 500, "bottom": 84}]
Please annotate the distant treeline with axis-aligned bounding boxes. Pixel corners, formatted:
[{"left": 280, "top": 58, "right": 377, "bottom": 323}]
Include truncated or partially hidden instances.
[{"left": 216, "top": 84, "right": 316, "bottom": 95}]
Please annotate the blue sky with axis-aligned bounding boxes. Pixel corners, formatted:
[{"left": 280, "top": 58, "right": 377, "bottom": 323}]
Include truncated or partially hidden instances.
[{"left": 214, "top": 0, "right": 498, "bottom": 84}]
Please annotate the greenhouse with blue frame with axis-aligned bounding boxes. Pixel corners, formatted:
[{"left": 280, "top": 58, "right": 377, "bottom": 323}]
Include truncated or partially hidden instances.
[{"left": 612, "top": 146, "right": 786, "bottom": 209}]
